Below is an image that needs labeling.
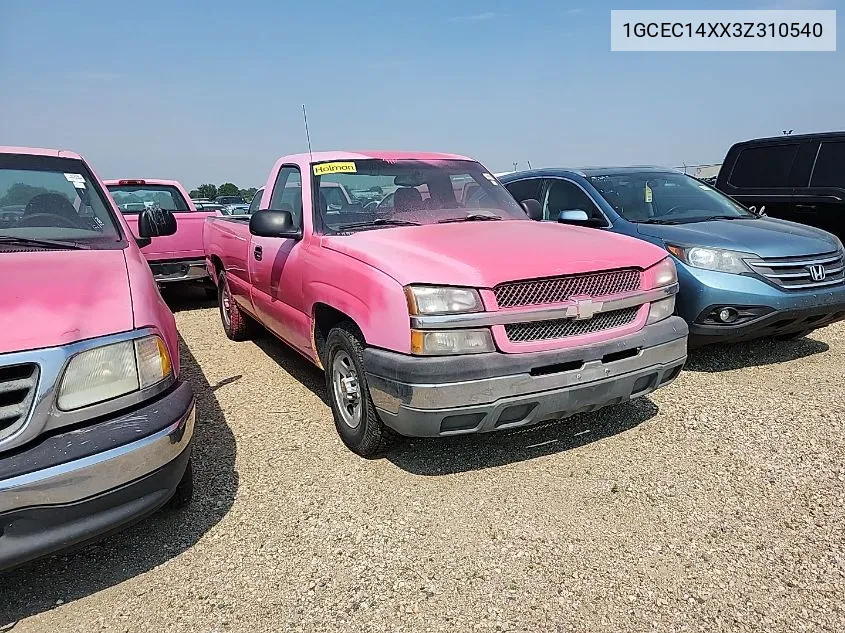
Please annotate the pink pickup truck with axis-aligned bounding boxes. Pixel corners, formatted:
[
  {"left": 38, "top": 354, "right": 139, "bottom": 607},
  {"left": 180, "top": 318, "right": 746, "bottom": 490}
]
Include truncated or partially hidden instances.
[
  {"left": 204, "top": 151, "right": 688, "bottom": 456},
  {"left": 105, "top": 178, "right": 216, "bottom": 290},
  {"left": 0, "top": 147, "right": 194, "bottom": 569}
]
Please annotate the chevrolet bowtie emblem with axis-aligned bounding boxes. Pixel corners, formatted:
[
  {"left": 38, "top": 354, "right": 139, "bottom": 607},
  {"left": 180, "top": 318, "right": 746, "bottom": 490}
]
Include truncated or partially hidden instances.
[{"left": 565, "top": 297, "right": 603, "bottom": 320}]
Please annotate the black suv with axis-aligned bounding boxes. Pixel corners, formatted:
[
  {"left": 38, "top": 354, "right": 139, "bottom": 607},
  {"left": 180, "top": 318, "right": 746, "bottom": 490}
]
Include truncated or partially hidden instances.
[{"left": 716, "top": 132, "right": 845, "bottom": 239}]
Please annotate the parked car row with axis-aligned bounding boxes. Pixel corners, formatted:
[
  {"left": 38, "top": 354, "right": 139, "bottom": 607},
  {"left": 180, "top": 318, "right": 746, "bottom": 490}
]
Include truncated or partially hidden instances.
[{"left": 2, "top": 131, "right": 843, "bottom": 570}]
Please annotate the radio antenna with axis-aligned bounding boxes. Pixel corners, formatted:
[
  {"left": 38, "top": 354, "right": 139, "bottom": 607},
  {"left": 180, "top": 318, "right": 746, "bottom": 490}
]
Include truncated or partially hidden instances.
[{"left": 302, "top": 104, "right": 313, "bottom": 161}]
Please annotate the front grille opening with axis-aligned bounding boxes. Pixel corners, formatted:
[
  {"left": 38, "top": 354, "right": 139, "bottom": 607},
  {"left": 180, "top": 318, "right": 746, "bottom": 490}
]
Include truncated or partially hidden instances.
[
  {"left": 440, "top": 412, "right": 485, "bottom": 433},
  {"left": 505, "top": 307, "right": 639, "bottom": 343},
  {"left": 494, "top": 269, "right": 641, "bottom": 308},
  {"left": 631, "top": 373, "right": 657, "bottom": 395},
  {"left": 601, "top": 348, "right": 640, "bottom": 364},
  {"left": 495, "top": 403, "right": 537, "bottom": 427},
  {"left": 660, "top": 366, "right": 683, "bottom": 385},
  {"left": 0, "top": 363, "right": 39, "bottom": 436},
  {"left": 530, "top": 360, "right": 583, "bottom": 376}
]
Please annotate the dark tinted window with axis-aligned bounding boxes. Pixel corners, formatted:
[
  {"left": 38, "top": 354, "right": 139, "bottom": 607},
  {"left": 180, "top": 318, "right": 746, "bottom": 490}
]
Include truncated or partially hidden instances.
[
  {"left": 811, "top": 142, "right": 845, "bottom": 188},
  {"left": 504, "top": 178, "right": 543, "bottom": 203},
  {"left": 543, "top": 179, "right": 604, "bottom": 223},
  {"left": 729, "top": 144, "right": 798, "bottom": 188}
]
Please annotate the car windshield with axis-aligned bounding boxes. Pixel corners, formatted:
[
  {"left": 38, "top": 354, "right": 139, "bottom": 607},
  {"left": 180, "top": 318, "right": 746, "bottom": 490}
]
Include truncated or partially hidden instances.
[
  {"left": 588, "top": 172, "right": 753, "bottom": 223},
  {"left": 107, "top": 184, "right": 190, "bottom": 213},
  {"left": 313, "top": 159, "right": 527, "bottom": 231},
  {"left": 217, "top": 196, "right": 244, "bottom": 205},
  {"left": 0, "top": 154, "right": 122, "bottom": 246}
]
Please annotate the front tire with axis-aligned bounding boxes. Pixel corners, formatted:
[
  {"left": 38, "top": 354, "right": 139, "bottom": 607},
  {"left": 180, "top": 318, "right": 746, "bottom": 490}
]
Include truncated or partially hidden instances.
[
  {"left": 218, "top": 270, "right": 253, "bottom": 341},
  {"left": 324, "top": 323, "right": 395, "bottom": 457}
]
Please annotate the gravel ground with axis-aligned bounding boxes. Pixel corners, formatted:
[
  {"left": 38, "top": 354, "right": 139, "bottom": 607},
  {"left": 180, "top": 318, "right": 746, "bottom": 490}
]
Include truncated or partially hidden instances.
[{"left": 2, "top": 286, "right": 844, "bottom": 632}]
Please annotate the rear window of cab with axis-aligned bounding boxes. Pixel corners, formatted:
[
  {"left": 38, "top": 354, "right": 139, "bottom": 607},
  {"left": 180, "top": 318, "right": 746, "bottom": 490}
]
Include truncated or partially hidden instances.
[{"left": 107, "top": 183, "right": 190, "bottom": 213}]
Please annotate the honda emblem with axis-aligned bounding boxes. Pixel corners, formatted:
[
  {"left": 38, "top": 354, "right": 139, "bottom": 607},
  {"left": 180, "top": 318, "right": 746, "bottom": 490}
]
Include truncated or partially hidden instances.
[{"left": 808, "top": 264, "right": 826, "bottom": 282}]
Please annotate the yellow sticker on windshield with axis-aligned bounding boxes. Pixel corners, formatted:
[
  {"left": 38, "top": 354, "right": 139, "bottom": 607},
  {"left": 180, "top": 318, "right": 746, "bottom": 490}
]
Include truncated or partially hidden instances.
[
  {"left": 313, "top": 162, "right": 357, "bottom": 176},
  {"left": 644, "top": 184, "right": 653, "bottom": 203}
]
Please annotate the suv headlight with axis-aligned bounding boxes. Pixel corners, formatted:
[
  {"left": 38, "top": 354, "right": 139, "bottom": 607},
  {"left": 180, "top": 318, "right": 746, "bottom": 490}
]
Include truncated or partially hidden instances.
[
  {"left": 405, "top": 285, "right": 483, "bottom": 315},
  {"left": 57, "top": 335, "right": 173, "bottom": 410},
  {"left": 666, "top": 245, "right": 753, "bottom": 274}
]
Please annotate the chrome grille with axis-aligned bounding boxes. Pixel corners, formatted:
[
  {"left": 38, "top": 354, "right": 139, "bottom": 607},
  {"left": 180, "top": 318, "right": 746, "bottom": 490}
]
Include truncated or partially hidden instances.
[
  {"left": 505, "top": 307, "right": 640, "bottom": 343},
  {"left": 747, "top": 251, "right": 845, "bottom": 290},
  {"left": 494, "top": 269, "right": 641, "bottom": 308},
  {"left": 0, "top": 363, "right": 39, "bottom": 440}
]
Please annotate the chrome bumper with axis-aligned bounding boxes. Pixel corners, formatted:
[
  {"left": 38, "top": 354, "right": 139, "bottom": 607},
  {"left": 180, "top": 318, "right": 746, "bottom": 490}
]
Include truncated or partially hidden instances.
[
  {"left": 0, "top": 399, "right": 194, "bottom": 514},
  {"left": 150, "top": 259, "right": 209, "bottom": 283}
]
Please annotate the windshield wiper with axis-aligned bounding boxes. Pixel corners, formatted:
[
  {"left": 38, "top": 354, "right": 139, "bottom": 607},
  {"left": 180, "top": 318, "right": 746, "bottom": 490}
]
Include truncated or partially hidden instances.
[
  {"left": 635, "top": 218, "right": 682, "bottom": 225},
  {"left": 696, "top": 215, "right": 752, "bottom": 221},
  {"left": 0, "top": 236, "right": 90, "bottom": 250},
  {"left": 333, "top": 218, "right": 422, "bottom": 231},
  {"left": 438, "top": 213, "right": 502, "bottom": 224}
]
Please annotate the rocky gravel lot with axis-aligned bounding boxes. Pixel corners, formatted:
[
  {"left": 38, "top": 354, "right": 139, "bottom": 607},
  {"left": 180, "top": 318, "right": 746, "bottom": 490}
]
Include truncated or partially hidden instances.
[{"left": 2, "top": 286, "right": 844, "bottom": 632}]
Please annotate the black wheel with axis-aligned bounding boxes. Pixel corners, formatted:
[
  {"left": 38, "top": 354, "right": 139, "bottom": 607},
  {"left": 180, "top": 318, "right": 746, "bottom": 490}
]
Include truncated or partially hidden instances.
[
  {"left": 218, "top": 270, "right": 253, "bottom": 341},
  {"left": 165, "top": 458, "right": 193, "bottom": 509},
  {"left": 773, "top": 329, "right": 812, "bottom": 341},
  {"left": 324, "top": 322, "right": 395, "bottom": 457}
]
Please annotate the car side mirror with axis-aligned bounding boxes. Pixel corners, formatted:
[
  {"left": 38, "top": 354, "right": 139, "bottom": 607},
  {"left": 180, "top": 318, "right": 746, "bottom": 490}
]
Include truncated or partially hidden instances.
[
  {"left": 557, "top": 209, "right": 590, "bottom": 224},
  {"left": 249, "top": 209, "right": 302, "bottom": 239},
  {"left": 520, "top": 199, "right": 543, "bottom": 221},
  {"left": 138, "top": 208, "right": 177, "bottom": 238}
]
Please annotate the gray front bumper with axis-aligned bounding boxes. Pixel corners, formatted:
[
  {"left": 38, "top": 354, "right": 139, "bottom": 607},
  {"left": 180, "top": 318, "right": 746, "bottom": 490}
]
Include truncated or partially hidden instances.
[{"left": 365, "top": 316, "right": 688, "bottom": 437}]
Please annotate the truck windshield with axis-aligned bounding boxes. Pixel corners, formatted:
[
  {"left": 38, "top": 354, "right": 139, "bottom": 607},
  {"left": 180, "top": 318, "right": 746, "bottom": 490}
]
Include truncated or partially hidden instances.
[
  {"left": 313, "top": 159, "right": 527, "bottom": 231},
  {"left": 0, "top": 155, "right": 122, "bottom": 246},
  {"left": 588, "top": 172, "right": 754, "bottom": 224},
  {"left": 107, "top": 184, "right": 190, "bottom": 213}
]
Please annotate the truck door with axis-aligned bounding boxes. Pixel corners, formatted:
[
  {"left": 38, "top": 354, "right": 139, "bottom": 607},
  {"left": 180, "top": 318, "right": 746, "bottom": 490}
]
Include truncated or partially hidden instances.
[{"left": 248, "top": 166, "right": 311, "bottom": 354}]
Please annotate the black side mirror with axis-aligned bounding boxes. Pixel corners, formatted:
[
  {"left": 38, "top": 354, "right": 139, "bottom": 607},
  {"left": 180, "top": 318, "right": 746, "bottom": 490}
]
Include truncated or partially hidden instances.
[
  {"left": 138, "top": 208, "right": 177, "bottom": 238},
  {"left": 521, "top": 199, "right": 543, "bottom": 221},
  {"left": 249, "top": 209, "right": 302, "bottom": 239}
]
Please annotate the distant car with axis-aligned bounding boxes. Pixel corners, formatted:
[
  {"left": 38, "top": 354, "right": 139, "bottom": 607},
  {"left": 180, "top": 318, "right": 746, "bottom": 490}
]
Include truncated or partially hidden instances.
[
  {"left": 715, "top": 131, "right": 845, "bottom": 240},
  {"left": 195, "top": 202, "right": 224, "bottom": 213},
  {"left": 0, "top": 204, "right": 26, "bottom": 226},
  {"left": 222, "top": 204, "right": 251, "bottom": 216},
  {"left": 215, "top": 195, "right": 245, "bottom": 206}
]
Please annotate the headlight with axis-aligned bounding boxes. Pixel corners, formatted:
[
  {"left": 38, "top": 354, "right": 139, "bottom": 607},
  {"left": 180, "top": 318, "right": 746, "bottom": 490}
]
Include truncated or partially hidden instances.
[
  {"left": 410, "top": 329, "right": 494, "bottom": 355},
  {"left": 647, "top": 296, "right": 675, "bottom": 325},
  {"left": 405, "top": 285, "right": 483, "bottom": 315},
  {"left": 57, "top": 335, "right": 173, "bottom": 410},
  {"left": 666, "top": 244, "right": 753, "bottom": 274}
]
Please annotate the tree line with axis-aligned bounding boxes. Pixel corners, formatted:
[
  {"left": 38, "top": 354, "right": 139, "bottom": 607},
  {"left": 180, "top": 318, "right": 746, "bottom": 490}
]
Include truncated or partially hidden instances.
[{"left": 189, "top": 183, "right": 258, "bottom": 202}]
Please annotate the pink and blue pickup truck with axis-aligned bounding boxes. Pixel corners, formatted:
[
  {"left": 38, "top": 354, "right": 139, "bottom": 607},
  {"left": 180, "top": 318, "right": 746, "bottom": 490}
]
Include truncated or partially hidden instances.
[
  {"left": 204, "top": 151, "right": 689, "bottom": 456},
  {"left": 0, "top": 147, "right": 194, "bottom": 570},
  {"left": 105, "top": 178, "right": 216, "bottom": 290}
]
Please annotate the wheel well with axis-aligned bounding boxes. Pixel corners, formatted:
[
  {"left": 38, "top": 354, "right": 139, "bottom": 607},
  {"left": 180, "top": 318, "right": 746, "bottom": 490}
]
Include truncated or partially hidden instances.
[
  {"left": 209, "top": 255, "right": 224, "bottom": 282},
  {"left": 313, "top": 304, "right": 361, "bottom": 364}
]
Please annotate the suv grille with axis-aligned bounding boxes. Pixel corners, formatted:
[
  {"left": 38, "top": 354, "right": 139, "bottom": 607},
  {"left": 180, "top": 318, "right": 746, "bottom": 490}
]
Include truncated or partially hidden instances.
[
  {"left": 0, "top": 363, "right": 39, "bottom": 439},
  {"left": 747, "top": 251, "right": 845, "bottom": 290},
  {"left": 505, "top": 307, "right": 640, "bottom": 343},
  {"left": 494, "top": 269, "right": 641, "bottom": 308}
]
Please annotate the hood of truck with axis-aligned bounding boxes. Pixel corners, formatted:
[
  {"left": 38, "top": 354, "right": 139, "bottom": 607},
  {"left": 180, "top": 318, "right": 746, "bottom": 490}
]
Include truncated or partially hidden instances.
[
  {"left": 636, "top": 217, "right": 842, "bottom": 258},
  {"left": 0, "top": 249, "right": 134, "bottom": 354},
  {"left": 321, "top": 219, "right": 667, "bottom": 287}
]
